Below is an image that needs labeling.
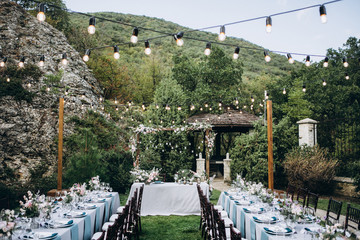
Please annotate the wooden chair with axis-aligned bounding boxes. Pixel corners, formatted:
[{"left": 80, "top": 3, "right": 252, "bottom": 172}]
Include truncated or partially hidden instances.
[
  {"left": 204, "top": 200, "right": 216, "bottom": 240},
  {"left": 91, "top": 231, "right": 105, "bottom": 240},
  {"left": 286, "top": 184, "right": 296, "bottom": 200},
  {"left": 136, "top": 185, "right": 144, "bottom": 233},
  {"left": 296, "top": 187, "right": 308, "bottom": 207},
  {"left": 106, "top": 220, "right": 119, "bottom": 240},
  {"left": 345, "top": 204, "right": 360, "bottom": 230},
  {"left": 213, "top": 208, "right": 227, "bottom": 240},
  {"left": 197, "top": 184, "right": 206, "bottom": 234},
  {"left": 326, "top": 197, "right": 343, "bottom": 223},
  {"left": 230, "top": 224, "right": 242, "bottom": 240},
  {"left": 306, "top": 191, "right": 319, "bottom": 215}
]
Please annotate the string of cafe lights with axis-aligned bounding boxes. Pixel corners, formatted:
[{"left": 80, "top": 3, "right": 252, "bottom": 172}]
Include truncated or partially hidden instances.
[{"left": 0, "top": 0, "right": 356, "bottom": 117}]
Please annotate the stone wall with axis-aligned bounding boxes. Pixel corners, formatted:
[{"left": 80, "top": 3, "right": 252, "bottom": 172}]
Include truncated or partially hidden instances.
[
  {"left": 0, "top": 1, "right": 103, "bottom": 183},
  {"left": 333, "top": 177, "right": 360, "bottom": 199}
]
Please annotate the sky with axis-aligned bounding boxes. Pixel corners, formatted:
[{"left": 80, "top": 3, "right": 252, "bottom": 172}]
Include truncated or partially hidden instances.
[{"left": 64, "top": 0, "right": 360, "bottom": 62}]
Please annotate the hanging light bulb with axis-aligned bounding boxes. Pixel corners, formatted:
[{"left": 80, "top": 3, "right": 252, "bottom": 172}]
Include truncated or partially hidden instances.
[
  {"left": 177, "top": 105, "right": 182, "bottom": 111},
  {"left": 302, "top": 84, "right": 306, "bottom": 92},
  {"left": 200, "top": 107, "right": 203, "bottom": 111},
  {"left": 88, "top": 17, "right": 96, "bottom": 34},
  {"left": 323, "top": 57, "right": 329, "bottom": 68},
  {"left": 305, "top": 56, "right": 311, "bottom": 67},
  {"left": 322, "top": 79, "right": 327, "bottom": 86},
  {"left": 204, "top": 102, "right": 209, "bottom": 108},
  {"left": 114, "top": 97, "right": 118, "bottom": 104},
  {"left": 233, "top": 47, "right": 240, "bottom": 60},
  {"left": 113, "top": 45, "right": 120, "bottom": 59},
  {"left": 218, "top": 101, "right": 222, "bottom": 107},
  {"left": 99, "top": 96, "right": 103, "bottom": 102},
  {"left": 204, "top": 42, "right": 211, "bottom": 56},
  {"left": 38, "top": 55, "right": 45, "bottom": 67},
  {"left": 266, "top": 93, "right": 269, "bottom": 99},
  {"left": 155, "top": 104, "right": 159, "bottom": 109},
  {"left": 131, "top": 27, "right": 139, "bottom": 44},
  {"left": 126, "top": 107, "right": 129, "bottom": 112},
  {"left": 345, "top": 73, "right": 350, "bottom": 80},
  {"left": 264, "top": 51, "right": 271, "bottom": 62},
  {"left": 240, "top": 109, "right": 243, "bottom": 114},
  {"left": 235, "top": 98, "right": 239, "bottom": 105},
  {"left": 243, "top": 105, "right": 247, "bottom": 109},
  {"left": 209, "top": 107, "right": 212, "bottom": 111},
  {"left": 18, "top": 56, "right": 25, "bottom": 68},
  {"left": 27, "top": 81, "right": 31, "bottom": 88},
  {"left": 319, "top": 5, "right": 327, "bottom": 24},
  {"left": 142, "top": 103, "right": 146, "bottom": 110},
  {"left": 166, "top": 104, "right": 170, "bottom": 111},
  {"left": 190, "top": 104, "right": 195, "bottom": 111},
  {"left": 128, "top": 100, "right": 132, "bottom": 106},
  {"left": 282, "top": 88, "right": 286, "bottom": 94},
  {"left": 61, "top": 53, "right": 68, "bottom": 65},
  {"left": 287, "top": 53, "right": 294, "bottom": 64},
  {"left": 83, "top": 49, "right": 91, "bottom": 62},
  {"left": 266, "top": 16, "right": 272, "bottom": 33},
  {"left": 115, "top": 106, "right": 119, "bottom": 111},
  {"left": 0, "top": 57, "right": 7, "bottom": 67},
  {"left": 343, "top": 57, "right": 349, "bottom": 68},
  {"left": 174, "top": 31, "right": 184, "bottom": 46},
  {"left": 37, "top": 3, "right": 46, "bottom": 22},
  {"left": 6, "top": 77, "right": 10, "bottom": 82},
  {"left": 46, "top": 86, "right": 50, "bottom": 91},
  {"left": 144, "top": 40, "right": 151, "bottom": 55},
  {"left": 218, "top": 25, "right": 226, "bottom": 41},
  {"left": 251, "top": 96, "right": 255, "bottom": 102}
]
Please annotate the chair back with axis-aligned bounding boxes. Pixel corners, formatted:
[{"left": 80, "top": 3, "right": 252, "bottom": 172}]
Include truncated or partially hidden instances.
[
  {"left": 296, "top": 187, "right": 308, "bottom": 207},
  {"left": 306, "top": 191, "right": 319, "bottom": 214},
  {"left": 286, "top": 184, "right": 296, "bottom": 200},
  {"left": 326, "top": 197, "right": 343, "bottom": 222},
  {"left": 94, "top": 231, "right": 105, "bottom": 240},
  {"left": 345, "top": 204, "right": 360, "bottom": 230},
  {"left": 213, "top": 208, "right": 226, "bottom": 240},
  {"left": 230, "top": 224, "right": 242, "bottom": 240},
  {"left": 106, "top": 221, "right": 119, "bottom": 240}
]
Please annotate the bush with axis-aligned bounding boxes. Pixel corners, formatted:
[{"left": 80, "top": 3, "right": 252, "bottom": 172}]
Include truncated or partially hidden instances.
[{"left": 284, "top": 146, "right": 338, "bottom": 194}]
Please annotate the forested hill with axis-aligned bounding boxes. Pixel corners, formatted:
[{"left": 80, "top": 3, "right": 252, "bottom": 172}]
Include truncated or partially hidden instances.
[{"left": 67, "top": 12, "right": 301, "bottom": 102}]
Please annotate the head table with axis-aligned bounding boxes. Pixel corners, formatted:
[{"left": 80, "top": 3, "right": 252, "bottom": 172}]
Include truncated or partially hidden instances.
[{"left": 129, "top": 182, "right": 209, "bottom": 216}]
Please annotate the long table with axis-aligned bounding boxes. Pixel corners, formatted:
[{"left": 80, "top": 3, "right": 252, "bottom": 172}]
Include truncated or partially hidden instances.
[
  {"left": 32, "top": 192, "right": 120, "bottom": 240},
  {"left": 129, "top": 182, "right": 209, "bottom": 216},
  {"left": 218, "top": 191, "right": 320, "bottom": 240}
]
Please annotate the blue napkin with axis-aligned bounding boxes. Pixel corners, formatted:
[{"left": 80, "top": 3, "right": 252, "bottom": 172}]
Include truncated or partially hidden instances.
[{"left": 264, "top": 227, "right": 292, "bottom": 233}]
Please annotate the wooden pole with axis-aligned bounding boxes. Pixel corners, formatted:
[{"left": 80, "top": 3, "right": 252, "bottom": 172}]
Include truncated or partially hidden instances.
[
  {"left": 57, "top": 97, "right": 64, "bottom": 191},
  {"left": 205, "top": 129, "right": 210, "bottom": 177},
  {"left": 266, "top": 100, "right": 274, "bottom": 190},
  {"left": 136, "top": 133, "right": 140, "bottom": 167}
]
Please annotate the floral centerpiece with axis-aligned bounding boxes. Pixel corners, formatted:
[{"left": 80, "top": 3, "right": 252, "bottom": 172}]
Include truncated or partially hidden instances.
[
  {"left": 317, "top": 222, "right": 344, "bottom": 240},
  {"left": 247, "top": 182, "right": 264, "bottom": 195},
  {"left": 70, "top": 183, "right": 86, "bottom": 196},
  {"left": 175, "top": 169, "right": 200, "bottom": 184},
  {"left": 88, "top": 176, "right": 100, "bottom": 191},
  {"left": 0, "top": 209, "right": 16, "bottom": 238},
  {"left": 63, "top": 191, "right": 75, "bottom": 204},
  {"left": 259, "top": 188, "right": 275, "bottom": 204},
  {"left": 19, "top": 191, "right": 40, "bottom": 218},
  {"left": 130, "top": 167, "right": 161, "bottom": 184}
]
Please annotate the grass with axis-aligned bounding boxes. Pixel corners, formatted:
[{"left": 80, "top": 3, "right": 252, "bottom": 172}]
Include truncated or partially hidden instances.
[{"left": 317, "top": 197, "right": 360, "bottom": 216}]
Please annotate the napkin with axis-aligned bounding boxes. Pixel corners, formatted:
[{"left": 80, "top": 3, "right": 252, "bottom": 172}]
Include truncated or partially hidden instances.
[
  {"left": 264, "top": 226, "right": 292, "bottom": 234},
  {"left": 37, "top": 232, "right": 58, "bottom": 239},
  {"left": 253, "top": 216, "right": 278, "bottom": 223},
  {"left": 243, "top": 207, "right": 265, "bottom": 213},
  {"left": 55, "top": 219, "right": 73, "bottom": 225},
  {"left": 66, "top": 211, "right": 86, "bottom": 218}
]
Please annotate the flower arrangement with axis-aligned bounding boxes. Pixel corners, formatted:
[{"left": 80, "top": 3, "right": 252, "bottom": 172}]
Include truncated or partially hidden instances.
[
  {"left": 0, "top": 209, "right": 15, "bottom": 238},
  {"left": 19, "top": 191, "right": 40, "bottom": 218},
  {"left": 63, "top": 191, "right": 75, "bottom": 204},
  {"left": 130, "top": 167, "right": 161, "bottom": 184},
  {"left": 259, "top": 188, "right": 275, "bottom": 204},
  {"left": 88, "top": 176, "right": 100, "bottom": 191},
  {"left": 205, "top": 131, "right": 217, "bottom": 153},
  {"left": 70, "top": 183, "right": 86, "bottom": 196},
  {"left": 247, "top": 182, "right": 264, "bottom": 195},
  {"left": 176, "top": 169, "right": 200, "bottom": 183},
  {"left": 317, "top": 223, "right": 344, "bottom": 240}
]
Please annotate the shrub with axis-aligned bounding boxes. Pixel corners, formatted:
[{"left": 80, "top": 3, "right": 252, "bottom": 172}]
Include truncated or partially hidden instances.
[{"left": 284, "top": 145, "right": 338, "bottom": 194}]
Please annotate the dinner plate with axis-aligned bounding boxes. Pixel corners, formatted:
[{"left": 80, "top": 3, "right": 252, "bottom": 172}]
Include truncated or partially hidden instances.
[
  {"left": 297, "top": 215, "right": 316, "bottom": 224},
  {"left": 235, "top": 200, "right": 253, "bottom": 206},
  {"left": 66, "top": 211, "right": 87, "bottom": 218},
  {"left": 264, "top": 226, "right": 293, "bottom": 236},
  {"left": 84, "top": 204, "right": 97, "bottom": 209},
  {"left": 243, "top": 207, "right": 265, "bottom": 214},
  {"left": 253, "top": 216, "right": 279, "bottom": 224},
  {"left": 51, "top": 220, "right": 74, "bottom": 228},
  {"left": 36, "top": 232, "right": 59, "bottom": 240}
]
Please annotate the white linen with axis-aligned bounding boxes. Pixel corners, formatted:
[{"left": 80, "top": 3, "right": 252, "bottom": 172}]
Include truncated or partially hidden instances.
[{"left": 128, "top": 182, "right": 209, "bottom": 216}]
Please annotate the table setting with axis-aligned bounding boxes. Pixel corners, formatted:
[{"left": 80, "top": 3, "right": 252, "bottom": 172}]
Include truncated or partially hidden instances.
[{"left": 0, "top": 176, "right": 120, "bottom": 240}]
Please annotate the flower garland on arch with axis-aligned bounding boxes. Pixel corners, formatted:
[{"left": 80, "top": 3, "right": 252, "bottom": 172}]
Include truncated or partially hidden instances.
[{"left": 205, "top": 131, "right": 217, "bottom": 153}]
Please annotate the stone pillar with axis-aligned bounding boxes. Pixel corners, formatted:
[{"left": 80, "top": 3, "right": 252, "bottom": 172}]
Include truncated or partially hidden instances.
[
  {"left": 196, "top": 152, "right": 205, "bottom": 178},
  {"left": 223, "top": 153, "right": 231, "bottom": 182},
  {"left": 296, "top": 118, "right": 318, "bottom": 147}
]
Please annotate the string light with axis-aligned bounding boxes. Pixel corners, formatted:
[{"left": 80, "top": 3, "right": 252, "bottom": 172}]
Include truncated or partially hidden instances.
[
  {"left": 204, "top": 42, "right": 211, "bottom": 56},
  {"left": 283, "top": 88, "right": 286, "bottom": 94},
  {"left": 322, "top": 79, "right": 327, "bottom": 86},
  {"left": 128, "top": 100, "right": 132, "bottom": 106},
  {"left": 264, "top": 51, "right": 271, "bottom": 62},
  {"left": 345, "top": 73, "right": 349, "bottom": 80},
  {"left": 37, "top": 3, "right": 46, "bottom": 22},
  {"left": 233, "top": 47, "right": 240, "bottom": 60},
  {"left": 319, "top": 5, "right": 327, "bottom": 24},
  {"left": 235, "top": 98, "right": 239, "bottom": 105},
  {"left": 88, "top": 17, "right": 96, "bottom": 34},
  {"left": 18, "top": 56, "right": 25, "bottom": 68},
  {"left": 166, "top": 104, "right": 170, "bottom": 111},
  {"left": 218, "top": 25, "right": 226, "bottom": 41},
  {"left": 0, "top": 57, "right": 7, "bottom": 67},
  {"left": 266, "top": 93, "right": 269, "bottom": 100},
  {"left": 323, "top": 57, "right": 329, "bottom": 68},
  {"left": 116, "top": 106, "right": 119, "bottom": 111},
  {"left": 302, "top": 84, "right": 306, "bottom": 92},
  {"left": 174, "top": 31, "right": 184, "bottom": 46},
  {"left": 131, "top": 27, "right": 139, "bottom": 44},
  {"left": 142, "top": 103, "right": 146, "bottom": 110},
  {"left": 27, "top": 81, "right": 31, "bottom": 88},
  {"left": 83, "top": 49, "right": 91, "bottom": 62},
  {"left": 113, "top": 45, "right": 120, "bottom": 59},
  {"left": 209, "top": 107, "right": 212, "bottom": 111},
  {"left": 251, "top": 96, "right": 254, "bottom": 102},
  {"left": 343, "top": 57, "right": 348, "bottom": 68},
  {"left": 218, "top": 101, "right": 222, "bottom": 107},
  {"left": 204, "top": 102, "right": 209, "bottom": 108},
  {"left": 6, "top": 77, "right": 10, "bottom": 82},
  {"left": 155, "top": 104, "right": 159, "bottom": 109},
  {"left": 46, "top": 86, "right": 50, "bottom": 91},
  {"left": 200, "top": 107, "right": 203, "bottom": 111},
  {"left": 144, "top": 40, "right": 151, "bottom": 55},
  {"left": 190, "top": 104, "right": 195, "bottom": 111},
  {"left": 177, "top": 105, "right": 182, "bottom": 111},
  {"left": 114, "top": 98, "right": 118, "bottom": 104},
  {"left": 287, "top": 53, "right": 294, "bottom": 64},
  {"left": 240, "top": 109, "right": 243, "bottom": 114},
  {"left": 38, "top": 55, "right": 45, "bottom": 67},
  {"left": 305, "top": 55, "right": 311, "bottom": 67},
  {"left": 61, "top": 53, "right": 68, "bottom": 65},
  {"left": 266, "top": 16, "right": 272, "bottom": 33}
]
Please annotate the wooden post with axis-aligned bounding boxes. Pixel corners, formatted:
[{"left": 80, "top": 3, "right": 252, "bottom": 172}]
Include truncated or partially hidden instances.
[
  {"left": 267, "top": 100, "right": 274, "bottom": 190},
  {"left": 205, "top": 129, "right": 210, "bottom": 177},
  {"left": 57, "top": 97, "right": 64, "bottom": 191},
  {"left": 135, "top": 133, "right": 140, "bottom": 167}
]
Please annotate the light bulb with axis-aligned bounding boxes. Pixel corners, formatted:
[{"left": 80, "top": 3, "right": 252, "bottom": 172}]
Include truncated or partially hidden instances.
[
  {"left": 46, "top": 87, "right": 50, "bottom": 91},
  {"left": 18, "top": 62, "right": 24, "bottom": 68},
  {"left": 61, "top": 53, "right": 68, "bottom": 66},
  {"left": 6, "top": 78, "right": 10, "bottom": 82},
  {"left": 345, "top": 73, "right": 349, "bottom": 80},
  {"left": 37, "top": 3, "right": 46, "bottom": 22},
  {"left": 322, "top": 79, "right": 327, "bottom": 86},
  {"left": 265, "top": 55, "right": 271, "bottom": 62},
  {"left": 302, "top": 85, "right": 306, "bottom": 92},
  {"left": 282, "top": 88, "right": 286, "bottom": 94},
  {"left": 0, "top": 57, "right": 7, "bottom": 67},
  {"left": 251, "top": 96, "right": 254, "bottom": 102},
  {"left": 144, "top": 40, "right": 151, "bottom": 55},
  {"left": 209, "top": 107, "right": 212, "bottom": 111},
  {"left": 114, "top": 98, "right": 118, "bottom": 104},
  {"left": 0, "top": 62, "right": 5, "bottom": 68},
  {"left": 266, "top": 16, "right": 272, "bottom": 33},
  {"left": 319, "top": 5, "right": 327, "bottom": 24},
  {"left": 233, "top": 47, "right": 240, "bottom": 60},
  {"left": 88, "top": 17, "right": 96, "bottom": 34},
  {"left": 83, "top": 55, "right": 89, "bottom": 62},
  {"left": 204, "top": 42, "right": 211, "bottom": 56},
  {"left": 233, "top": 53, "right": 239, "bottom": 60},
  {"left": 343, "top": 57, "right": 348, "bottom": 67},
  {"left": 176, "top": 38, "right": 184, "bottom": 47},
  {"left": 323, "top": 57, "right": 329, "bottom": 68},
  {"left": 305, "top": 56, "right": 311, "bottom": 67},
  {"left": 83, "top": 49, "right": 91, "bottom": 62},
  {"left": 287, "top": 53, "right": 294, "bottom": 64},
  {"left": 218, "top": 26, "right": 226, "bottom": 41},
  {"left": 27, "top": 82, "right": 31, "bottom": 88},
  {"left": 114, "top": 52, "right": 120, "bottom": 59},
  {"left": 38, "top": 60, "right": 44, "bottom": 67},
  {"left": 131, "top": 35, "right": 138, "bottom": 44}
]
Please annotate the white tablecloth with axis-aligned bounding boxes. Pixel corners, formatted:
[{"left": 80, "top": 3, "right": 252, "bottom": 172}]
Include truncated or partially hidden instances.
[{"left": 129, "top": 182, "right": 209, "bottom": 216}]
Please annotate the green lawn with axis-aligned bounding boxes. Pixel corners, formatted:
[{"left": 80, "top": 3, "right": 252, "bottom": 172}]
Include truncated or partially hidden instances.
[{"left": 317, "top": 197, "right": 360, "bottom": 216}]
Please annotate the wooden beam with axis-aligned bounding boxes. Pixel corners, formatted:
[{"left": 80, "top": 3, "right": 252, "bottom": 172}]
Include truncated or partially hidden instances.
[
  {"left": 205, "top": 129, "right": 210, "bottom": 177},
  {"left": 266, "top": 100, "right": 274, "bottom": 190},
  {"left": 136, "top": 133, "right": 140, "bottom": 167},
  {"left": 57, "top": 97, "right": 64, "bottom": 191}
]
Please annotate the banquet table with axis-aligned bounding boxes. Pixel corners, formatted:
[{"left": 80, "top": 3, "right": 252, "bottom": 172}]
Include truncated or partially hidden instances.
[
  {"left": 129, "top": 182, "right": 209, "bottom": 216},
  {"left": 30, "top": 192, "right": 120, "bottom": 240},
  {"left": 218, "top": 191, "right": 321, "bottom": 240}
]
